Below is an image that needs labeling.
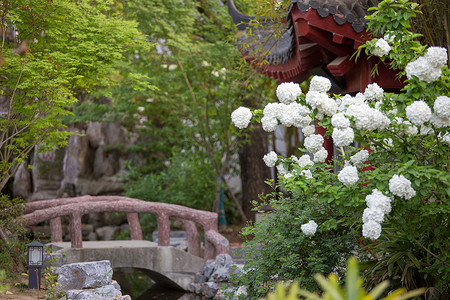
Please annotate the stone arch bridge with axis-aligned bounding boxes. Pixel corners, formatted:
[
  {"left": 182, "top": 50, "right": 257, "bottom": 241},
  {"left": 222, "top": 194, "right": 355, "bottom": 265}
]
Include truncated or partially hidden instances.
[{"left": 20, "top": 196, "right": 230, "bottom": 290}]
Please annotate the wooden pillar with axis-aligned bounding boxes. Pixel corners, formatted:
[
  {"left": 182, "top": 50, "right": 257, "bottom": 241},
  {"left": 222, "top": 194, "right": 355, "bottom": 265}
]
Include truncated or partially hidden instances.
[
  {"left": 50, "top": 217, "right": 63, "bottom": 242},
  {"left": 182, "top": 220, "right": 201, "bottom": 257},
  {"left": 127, "top": 213, "right": 143, "bottom": 240},
  {"left": 156, "top": 213, "right": 170, "bottom": 247},
  {"left": 69, "top": 213, "right": 83, "bottom": 248}
]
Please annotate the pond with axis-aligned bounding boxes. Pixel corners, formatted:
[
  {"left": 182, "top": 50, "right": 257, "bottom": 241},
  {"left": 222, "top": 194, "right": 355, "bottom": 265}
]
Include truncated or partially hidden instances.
[{"left": 113, "top": 268, "right": 204, "bottom": 300}]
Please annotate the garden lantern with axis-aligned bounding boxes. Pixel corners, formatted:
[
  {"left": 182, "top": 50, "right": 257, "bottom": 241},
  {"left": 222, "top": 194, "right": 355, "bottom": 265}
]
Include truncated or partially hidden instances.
[{"left": 26, "top": 241, "right": 44, "bottom": 289}]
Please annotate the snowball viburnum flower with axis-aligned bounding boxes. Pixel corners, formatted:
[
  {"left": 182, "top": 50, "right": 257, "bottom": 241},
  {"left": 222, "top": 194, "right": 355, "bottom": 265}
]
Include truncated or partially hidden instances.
[
  {"left": 350, "top": 149, "right": 369, "bottom": 168},
  {"left": 372, "top": 38, "right": 391, "bottom": 57},
  {"left": 331, "top": 113, "right": 350, "bottom": 129},
  {"left": 434, "top": 96, "right": 450, "bottom": 119},
  {"left": 302, "top": 125, "right": 315, "bottom": 137},
  {"left": 276, "top": 82, "right": 302, "bottom": 104},
  {"left": 405, "top": 100, "right": 432, "bottom": 126},
  {"left": 362, "top": 207, "right": 385, "bottom": 224},
  {"left": 337, "top": 165, "right": 359, "bottom": 185},
  {"left": 332, "top": 127, "right": 354, "bottom": 147},
  {"left": 301, "top": 220, "right": 318, "bottom": 236},
  {"left": 304, "top": 134, "right": 324, "bottom": 153},
  {"left": 263, "top": 151, "right": 278, "bottom": 167},
  {"left": 313, "top": 148, "right": 328, "bottom": 163},
  {"left": 309, "top": 76, "right": 332, "bottom": 93},
  {"left": 389, "top": 174, "right": 416, "bottom": 199},
  {"left": 406, "top": 55, "right": 443, "bottom": 83},
  {"left": 231, "top": 107, "right": 252, "bottom": 129},
  {"left": 261, "top": 116, "right": 278, "bottom": 132},
  {"left": 296, "top": 154, "right": 314, "bottom": 168},
  {"left": 365, "top": 189, "right": 392, "bottom": 214},
  {"left": 364, "top": 83, "right": 384, "bottom": 101},
  {"left": 424, "top": 46, "right": 448, "bottom": 68},
  {"left": 362, "top": 220, "right": 382, "bottom": 240}
]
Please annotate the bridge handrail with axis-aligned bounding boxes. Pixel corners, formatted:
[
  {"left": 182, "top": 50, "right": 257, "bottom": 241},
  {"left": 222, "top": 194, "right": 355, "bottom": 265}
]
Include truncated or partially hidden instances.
[{"left": 21, "top": 196, "right": 229, "bottom": 259}]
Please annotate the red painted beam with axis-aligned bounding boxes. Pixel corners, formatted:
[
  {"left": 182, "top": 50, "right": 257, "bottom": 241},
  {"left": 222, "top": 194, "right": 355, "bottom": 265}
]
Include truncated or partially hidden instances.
[
  {"left": 296, "top": 19, "right": 352, "bottom": 57},
  {"left": 327, "top": 55, "right": 355, "bottom": 77}
]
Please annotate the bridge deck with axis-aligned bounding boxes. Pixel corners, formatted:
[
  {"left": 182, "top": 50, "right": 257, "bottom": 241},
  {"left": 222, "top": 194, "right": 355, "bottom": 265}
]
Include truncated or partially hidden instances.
[{"left": 48, "top": 240, "right": 205, "bottom": 291}]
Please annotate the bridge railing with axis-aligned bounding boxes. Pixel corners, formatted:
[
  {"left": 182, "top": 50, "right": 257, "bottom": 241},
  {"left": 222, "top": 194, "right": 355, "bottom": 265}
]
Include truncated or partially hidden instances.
[{"left": 21, "top": 196, "right": 230, "bottom": 259}]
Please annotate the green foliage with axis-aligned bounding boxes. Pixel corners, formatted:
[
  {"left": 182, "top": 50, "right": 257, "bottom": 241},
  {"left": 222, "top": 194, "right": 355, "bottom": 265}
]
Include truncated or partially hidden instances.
[
  {"left": 98, "top": 0, "right": 277, "bottom": 214},
  {"left": 264, "top": 258, "right": 425, "bottom": 300},
  {"left": 124, "top": 148, "right": 216, "bottom": 209},
  {"left": 0, "top": 195, "right": 27, "bottom": 277},
  {"left": 230, "top": 1, "right": 449, "bottom": 299},
  {"left": 229, "top": 189, "right": 356, "bottom": 299},
  {"left": 0, "top": 269, "right": 10, "bottom": 294},
  {"left": 0, "top": 0, "right": 149, "bottom": 191}
]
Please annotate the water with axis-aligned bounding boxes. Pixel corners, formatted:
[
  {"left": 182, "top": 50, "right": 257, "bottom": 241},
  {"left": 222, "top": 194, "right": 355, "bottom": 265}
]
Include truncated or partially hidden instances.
[{"left": 135, "top": 285, "right": 203, "bottom": 300}]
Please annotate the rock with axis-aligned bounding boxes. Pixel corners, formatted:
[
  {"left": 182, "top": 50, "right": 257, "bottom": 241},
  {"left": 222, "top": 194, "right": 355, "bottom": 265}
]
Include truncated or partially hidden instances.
[
  {"left": 194, "top": 272, "right": 206, "bottom": 283},
  {"left": 189, "top": 283, "right": 202, "bottom": 294},
  {"left": 81, "top": 224, "right": 94, "bottom": 237},
  {"left": 64, "top": 284, "right": 121, "bottom": 300},
  {"left": 228, "top": 264, "right": 244, "bottom": 277},
  {"left": 86, "top": 122, "right": 104, "bottom": 148},
  {"left": 86, "top": 231, "right": 97, "bottom": 241},
  {"left": 209, "top": 266, "right": 229, "bottom": 282},
  {"left": 57, "top": 260, "right": 113, "bottom": 290},
  {"left": 95, "top": 226, "right": 119, "bottom": 241},
  {"left": 12, "top": 163, "right": 31, "bottom": 199},
  {"left": 152, "top": 230, "right": 189, "bottom": 248},
  {"left": 44, "top": 252, "right": 66, "bottom": 268},
  {"left": 215, "top": 254, "right": 233, "bottom": 268},
  {"left": 201, "top": 261, "right": 215, "bottom": 279},
  {"left": 201, "top": 282, "right": 219, "bottom": 299}
]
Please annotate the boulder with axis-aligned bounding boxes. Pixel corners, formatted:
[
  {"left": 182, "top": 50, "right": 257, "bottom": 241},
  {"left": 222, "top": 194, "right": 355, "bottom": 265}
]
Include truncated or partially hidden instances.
[
  {"left": 64, "top": 284, "right": 121, "bottom": 300},
  {"left": 95, "top": 226, "right": 119, "bottom": 241},
  {"left": 12, "top": 163, "right": 31, "bottom": 199},
  {"left": 57, "top": 260, "right": 113, "bottom": 290}
]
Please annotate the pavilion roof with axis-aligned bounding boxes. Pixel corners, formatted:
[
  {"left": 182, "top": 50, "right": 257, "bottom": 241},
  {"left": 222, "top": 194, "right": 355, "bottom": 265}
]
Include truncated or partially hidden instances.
[{"left": 228, "top": 0, "right": 382, "bottom": 86}]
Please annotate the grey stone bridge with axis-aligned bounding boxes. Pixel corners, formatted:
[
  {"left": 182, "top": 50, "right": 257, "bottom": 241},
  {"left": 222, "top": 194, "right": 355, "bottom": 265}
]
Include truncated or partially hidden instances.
[
  {"left": 20, "top": 196, "right": 230, "bottom": 291},
  {"left": 49, "top": 240, "right": 205, "bottom": 290}
]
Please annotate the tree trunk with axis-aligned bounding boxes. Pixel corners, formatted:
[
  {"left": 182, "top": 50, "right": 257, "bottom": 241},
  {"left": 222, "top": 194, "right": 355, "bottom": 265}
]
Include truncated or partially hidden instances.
[{"left": 239, "top": 124, "right": 272, "bottom": 223}]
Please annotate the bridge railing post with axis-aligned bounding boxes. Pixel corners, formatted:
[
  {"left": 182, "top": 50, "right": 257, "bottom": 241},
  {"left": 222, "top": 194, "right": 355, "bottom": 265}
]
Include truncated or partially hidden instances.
[
  {"left": 69, "top": 212, "right": 83, "bottom": 248},
  {"left": 50, "top": 217, "right": 63, "bottom": 242},
  {"left": 156, "top": 213, "right": 170, "bottom": 247},
  {"left": 127, "top": 213, "right": 142, "bottom": 240},
  {"left": 180, "top": 220, "right": 201, "bottom": 257}
]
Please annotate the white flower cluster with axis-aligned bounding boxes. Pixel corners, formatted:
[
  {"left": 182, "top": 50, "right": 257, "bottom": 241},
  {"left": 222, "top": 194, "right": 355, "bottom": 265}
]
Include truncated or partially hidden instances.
[
  {"left": 405, "top": 100, "right": 432, "bottom": 126},
  {"left": 431, "top": 96, "right": 450, "bottom": 128},
  {"left": 350, "top": 149, "right": 369, "bottom": 168},
  {"left": 337, "top": 165, "right": 359, "bottom": 185},
  {"left": 405, "top": 47, "right": 448, "bottom": 83},
  {"left": 332, "top": 127, "right": 354, "bottom": 147},
  {"left": 302, "top": 125, "right": 315, "bottom": 137},
  {"left": 331, "top": 113, "right": 350, "bottom": 129},
  {"left": 301, "top": 220, "right": 318, "bottom": 236},
  {"left": 263, "top": 151, "right": 278, "bottom": 167},
  {"left": 389, "top": 174, "right": 416, "bottom": 199},
  {"left": 294, "top": 154, "right": 314, "bottom": 168},
  {"left": 346, "top": 103, "right": 390, "bottom": 131},
  {"left": 364, "top": 83, "right": 384, "bottom": 101},
  {"left": 309, "top": 76, "right": 332, "bottom": 93},
  {"left": 394, "top": 117, "right": 418, "bottom": 136},
  {"left": 276, "top": 82, "right": 302, "bottom": 104},
  {"left": 304, "top": 134, "right": 324, "bottom": 154},
  {"left": 362, "top": 189, "right": 392, "bottom": 240},
  {"left": 372, "top": 38, "right": 391, "bottom": 57},
  {"left": 313, "top": 148, "right": 328, "bottom": 163},
  {"left": 261, "top": 102, "right": 311, "bottom": 132},
  {"left": 231, "top": 107, "right": 252, "bottom": 129},
  {"left": 305, "top": 91, "right": 338, "bottom": 117}
]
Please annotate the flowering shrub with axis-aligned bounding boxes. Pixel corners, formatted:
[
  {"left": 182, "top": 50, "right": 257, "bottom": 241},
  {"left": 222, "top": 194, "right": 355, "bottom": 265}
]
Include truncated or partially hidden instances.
[{"left": 230, "top": 0, "right": 449, "bottom": 298}]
